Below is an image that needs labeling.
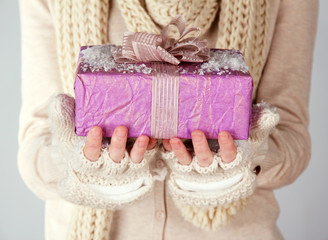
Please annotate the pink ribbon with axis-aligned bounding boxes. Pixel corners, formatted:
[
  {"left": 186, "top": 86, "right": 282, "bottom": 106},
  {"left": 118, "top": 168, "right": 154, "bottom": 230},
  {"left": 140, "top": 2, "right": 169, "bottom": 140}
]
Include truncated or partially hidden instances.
[{"left": 112, "top": 15, "right": 210, "bottom": 65}]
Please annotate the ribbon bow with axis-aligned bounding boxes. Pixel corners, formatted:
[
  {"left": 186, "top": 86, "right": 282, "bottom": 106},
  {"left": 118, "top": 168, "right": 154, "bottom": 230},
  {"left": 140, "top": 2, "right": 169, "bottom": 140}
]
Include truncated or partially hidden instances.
[{"left": 112, "top": 15, "right": 210, "bottom": 65}]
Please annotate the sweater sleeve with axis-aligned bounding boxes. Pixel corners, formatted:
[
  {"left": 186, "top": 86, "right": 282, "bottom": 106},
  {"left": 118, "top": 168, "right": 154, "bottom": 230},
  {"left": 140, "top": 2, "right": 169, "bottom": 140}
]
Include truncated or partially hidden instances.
[
  {"left": 255, "top": 0, "right": 318, "bottom": 189},
  {"left": 17, "top": 0, "right": 64, "bottom": 200}
]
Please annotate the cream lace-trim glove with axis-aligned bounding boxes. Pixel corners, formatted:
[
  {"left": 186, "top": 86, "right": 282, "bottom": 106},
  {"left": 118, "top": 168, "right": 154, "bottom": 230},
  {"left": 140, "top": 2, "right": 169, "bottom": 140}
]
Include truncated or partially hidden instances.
[
  {"left": 49, "top": 94, "right": 166, "bottom": 210},
  {"left": 160, "top": 102, "right": 280, "bottom": 230}
]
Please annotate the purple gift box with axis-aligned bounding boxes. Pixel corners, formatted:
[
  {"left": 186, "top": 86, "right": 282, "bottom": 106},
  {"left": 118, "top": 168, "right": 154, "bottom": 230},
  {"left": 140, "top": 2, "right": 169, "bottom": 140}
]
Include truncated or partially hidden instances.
[{"left": 74, "top": 44, "right": 253, "bottom": 140}]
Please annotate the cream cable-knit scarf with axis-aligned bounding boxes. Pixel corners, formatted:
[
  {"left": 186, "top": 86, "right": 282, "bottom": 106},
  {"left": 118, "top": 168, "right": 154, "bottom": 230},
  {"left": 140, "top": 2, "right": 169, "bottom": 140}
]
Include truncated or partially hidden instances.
[{"left": 54, "top": 0, "right": 270, "bottom": 239}]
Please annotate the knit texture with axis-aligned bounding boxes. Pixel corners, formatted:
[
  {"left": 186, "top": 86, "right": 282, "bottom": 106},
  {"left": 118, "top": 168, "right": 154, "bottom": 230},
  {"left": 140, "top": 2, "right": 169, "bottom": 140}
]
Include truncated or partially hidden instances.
[
  {"left": 161, "top": 146, "right": 256, "bottom": 208},
  {"left": 54, "top": 0, "right": 270, "bottom": 101},
  {"left": 52, "top": 0, "right": 271, "bottom": 238},
  {"left": 217, "top": 0, "right": 270, "bottom": 99},
  {"left": 173, "top": 198, "right": 248, "bottom": 231},
  {"left": 160, "top": 103, "right": 279, "bottom": 230},
  {"left": 67, "top": 206, "right": 113, "bottom": 240},
  {"left": 58, "top": 139, "right": 159, "bottom": 210},
  {"left": 115, "top": 0, "right": 270, "bottom": 100},
  {"left": 49, "top": 94, "right": 165, "bottom": 239},
  {"left": 54, "top": 0, "right": 109, "bottom": 96},
  {"left": 116, "top": 0, "right": 219, "bottom": 38}
]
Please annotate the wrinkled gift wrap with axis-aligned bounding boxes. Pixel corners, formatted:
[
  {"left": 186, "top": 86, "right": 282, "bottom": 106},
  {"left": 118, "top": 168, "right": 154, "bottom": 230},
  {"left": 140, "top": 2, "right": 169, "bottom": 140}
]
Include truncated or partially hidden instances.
[{"left": 74, "top": 45, "right": 253, "bottom": 140}]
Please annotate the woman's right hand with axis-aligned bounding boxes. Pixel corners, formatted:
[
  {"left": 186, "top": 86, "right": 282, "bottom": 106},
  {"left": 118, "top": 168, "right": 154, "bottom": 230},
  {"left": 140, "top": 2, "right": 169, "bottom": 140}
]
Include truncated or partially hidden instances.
[
  {"left": 49, "top": 94, "right": 164, "bottom": 210},
  {"left": 83, "top": 125, "right": 157, "bottom": 163}
]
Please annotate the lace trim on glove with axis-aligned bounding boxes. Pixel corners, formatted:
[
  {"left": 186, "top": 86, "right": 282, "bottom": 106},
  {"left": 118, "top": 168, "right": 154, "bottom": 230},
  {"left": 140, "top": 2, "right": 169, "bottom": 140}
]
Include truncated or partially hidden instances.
[
  {"left": 72, "top": 140, "right": 129, "bottom": 177},
  {"left": 173, "top": 162, "right": 193, "bottom": 173},
  {"left": 128, "top": 146, "right": 158, "bottom": 170},
  {"left": 160, "top": 147, "right": 193, "bottom": 173},
  {"left": 160, "top": 148, "right": 175, "bottom": 160},
  {"left": 104, "top": 150, "right": 129, "bottom": 171},
  {"left": 161, "top": 144, "right": 245, "bottom": 175},
  {"left": 192, "top": 155, "right": 219, "bottom": 174},
  {"left": 217, "top": 147, "right": 243, "bottom": 170}
]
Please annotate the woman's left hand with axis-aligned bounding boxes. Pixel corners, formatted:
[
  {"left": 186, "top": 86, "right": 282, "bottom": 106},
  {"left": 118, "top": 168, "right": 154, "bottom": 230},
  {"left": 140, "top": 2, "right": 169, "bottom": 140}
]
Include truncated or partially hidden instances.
[
  {"left": 161, "top": 103, "right": 280, "bottom": 231},
  {"left": 162, "top": 130, "right": 237, "bottom": 166}
]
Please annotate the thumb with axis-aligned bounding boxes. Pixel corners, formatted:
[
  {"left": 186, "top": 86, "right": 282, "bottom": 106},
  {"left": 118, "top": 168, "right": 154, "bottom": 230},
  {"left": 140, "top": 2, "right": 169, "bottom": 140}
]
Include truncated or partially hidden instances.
[
  {"left": 250, "top": 102, "right": 280, "bottom": 143},
  {"left": 49, "top": 94, "right": 78, "bottom": 146}
]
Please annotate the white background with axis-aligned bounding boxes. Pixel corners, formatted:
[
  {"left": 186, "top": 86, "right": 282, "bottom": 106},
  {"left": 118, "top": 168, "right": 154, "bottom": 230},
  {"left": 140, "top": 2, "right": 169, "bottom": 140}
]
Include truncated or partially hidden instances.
[{"left": 0, "top": 1, "right": 327, "bottom": 239}]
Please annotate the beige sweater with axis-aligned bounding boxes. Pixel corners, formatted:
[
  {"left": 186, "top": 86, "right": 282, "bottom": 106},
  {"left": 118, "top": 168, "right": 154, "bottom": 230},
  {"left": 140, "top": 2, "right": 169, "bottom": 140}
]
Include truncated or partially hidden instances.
[{"left": 18, "top": 0, "right": 318, "bottom": 239}]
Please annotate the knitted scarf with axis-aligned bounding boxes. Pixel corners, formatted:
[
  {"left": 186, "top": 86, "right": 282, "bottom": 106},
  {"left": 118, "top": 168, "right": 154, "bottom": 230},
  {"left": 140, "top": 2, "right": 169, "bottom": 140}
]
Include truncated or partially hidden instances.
[{"left": 53, "top": 0, "right": 270, "bottom": 239}]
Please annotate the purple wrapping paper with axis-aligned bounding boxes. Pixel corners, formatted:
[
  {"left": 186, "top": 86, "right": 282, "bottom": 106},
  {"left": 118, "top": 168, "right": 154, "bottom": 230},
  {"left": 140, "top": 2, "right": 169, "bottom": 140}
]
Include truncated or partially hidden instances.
[{"left": 74, "top": 45, "right": 253, "bottom": 140}]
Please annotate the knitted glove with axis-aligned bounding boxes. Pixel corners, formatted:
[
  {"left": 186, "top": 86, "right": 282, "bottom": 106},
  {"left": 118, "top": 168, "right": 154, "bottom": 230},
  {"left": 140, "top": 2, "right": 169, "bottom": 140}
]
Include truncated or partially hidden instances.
[
  {"left": 160, "top": 102, "right": 280, "bottom": 230},
  {"left": 49, "top": 94, "right": 166, "bottom": 210}
]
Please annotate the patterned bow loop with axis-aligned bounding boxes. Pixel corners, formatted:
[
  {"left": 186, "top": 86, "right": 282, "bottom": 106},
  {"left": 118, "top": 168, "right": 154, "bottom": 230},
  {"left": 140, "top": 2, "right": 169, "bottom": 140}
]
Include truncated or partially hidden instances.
[{"left": 113, "top": 15, "right": 210, "bottom": 65}]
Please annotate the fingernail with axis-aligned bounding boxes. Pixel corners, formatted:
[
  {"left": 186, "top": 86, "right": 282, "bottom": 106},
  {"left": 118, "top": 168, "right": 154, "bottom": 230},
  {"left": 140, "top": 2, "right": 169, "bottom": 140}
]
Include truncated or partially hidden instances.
[
  {"left": 116, "top": 128, "right": 127, "bottom": 137},
  {"left": 91, "top": 128, "right": 101, "bottom": 137},
  {"left": 219, "top": 132, "right": 228, "bottom": 143},
  {"left": 138, "top": 139, "right": 147, "bottom": 148},
  {"left": 192, "top": 132, "right": 203, "bottom": 143}
]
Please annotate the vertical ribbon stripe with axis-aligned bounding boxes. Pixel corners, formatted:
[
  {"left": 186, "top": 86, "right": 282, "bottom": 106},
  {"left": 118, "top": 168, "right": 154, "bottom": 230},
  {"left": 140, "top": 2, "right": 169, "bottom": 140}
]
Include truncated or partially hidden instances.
[{"left": 151, "top": 63, "right": 179, "bottom": 139}]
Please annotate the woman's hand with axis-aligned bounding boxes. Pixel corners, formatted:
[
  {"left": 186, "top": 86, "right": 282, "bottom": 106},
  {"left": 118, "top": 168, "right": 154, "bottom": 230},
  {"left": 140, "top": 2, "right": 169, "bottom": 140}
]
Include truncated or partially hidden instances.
[
  {"left": 83, "top": 126, "right": 157, "bottom": 163},
  {"left": 162, "top": 130, "right": 237, "bottom": 166},
  {"left": 49, "top": 94, "right": 165, "bottom": 210},
  {"left": 157, "top": 103, "right": 280, "bottom": 230}
]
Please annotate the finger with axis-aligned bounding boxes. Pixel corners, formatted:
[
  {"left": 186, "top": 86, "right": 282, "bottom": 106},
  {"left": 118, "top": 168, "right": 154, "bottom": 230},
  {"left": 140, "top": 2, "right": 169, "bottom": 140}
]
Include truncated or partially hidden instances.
[
  {"left": 108, "top": 126, "right": 128, "bottom": 163},
  {"left": 191, "top": 130, "right": 214, "bottom": 167},
  {"left": 83, "top": 126, "right": 103, "bottom": 161},
  {"left": 169, "top": 138, "right": 192, "bottom": 165},
  {"left": 162, "top": 139, "right": 172, "bottom": 152},
  {"left": 130, "top": 135, "right": 150, "bottom": 163},
  {"left": 218, "top": 131, "right": 237, "bottom": 163},
  {"left": 147, "top": 138, "right": 158, "bottom": 150}
]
